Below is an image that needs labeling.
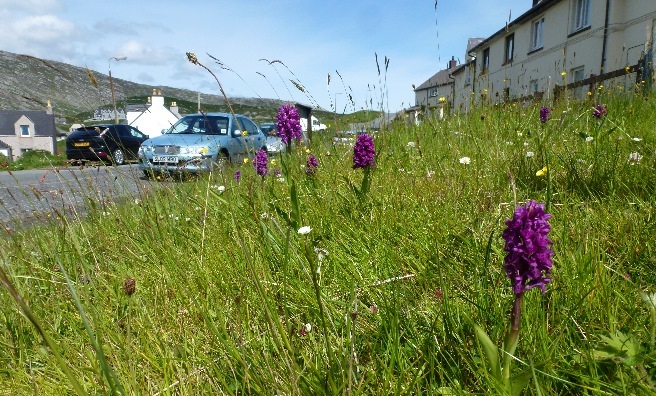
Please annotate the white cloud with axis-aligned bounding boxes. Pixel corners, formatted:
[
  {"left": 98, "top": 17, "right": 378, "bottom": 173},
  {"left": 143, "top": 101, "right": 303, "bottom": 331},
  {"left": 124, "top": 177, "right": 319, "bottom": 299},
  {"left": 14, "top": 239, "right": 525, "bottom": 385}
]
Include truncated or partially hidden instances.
[
  {"left": 9, "top": 14, "right": 73, "bottom": 43},
  {"left": 113, "top": 40, "right": 178, "bottom": 65},
  {"left": 0, "top": 0, "right": 62, "bottom": 13}
]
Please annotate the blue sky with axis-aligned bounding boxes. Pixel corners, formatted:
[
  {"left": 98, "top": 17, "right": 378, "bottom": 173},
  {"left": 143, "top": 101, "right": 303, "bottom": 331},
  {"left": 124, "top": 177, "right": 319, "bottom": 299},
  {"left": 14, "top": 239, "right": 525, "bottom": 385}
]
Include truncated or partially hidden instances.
[{"left": 0, "top": 0, "right": 531, "bottom": 113}]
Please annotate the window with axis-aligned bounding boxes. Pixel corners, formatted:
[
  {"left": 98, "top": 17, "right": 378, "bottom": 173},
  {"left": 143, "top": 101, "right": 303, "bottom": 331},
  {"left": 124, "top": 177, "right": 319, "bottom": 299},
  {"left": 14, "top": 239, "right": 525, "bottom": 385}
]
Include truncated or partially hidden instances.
[
  {"left": 571, "top": 66, "right": 585, "bottom": 83},
  {"left": 505, "top": 34, "right": 515, "bottom": 63},
  {"left": 529, "top": 79, "right": 539, "bottom": 94},
  {"left": 531, "top": 18, "right": 544, "bottom": 50},
  {"left": 572, "top": 0, "right": 591, "bottom": 32},
  {"left": 239, "top": 117, "right": 258, "bottom": 135},
  {"left": 428, "top": 87, "right": 438, "bottom": 97},
  {"left": 482, "top": 48, "right": 490, "bottom": 74},
  {"left": 20, "top": 125, "right": 30, "bottom": 136},
  {"left": 465, "top": 66, "right": 472, "bottom": 86}
]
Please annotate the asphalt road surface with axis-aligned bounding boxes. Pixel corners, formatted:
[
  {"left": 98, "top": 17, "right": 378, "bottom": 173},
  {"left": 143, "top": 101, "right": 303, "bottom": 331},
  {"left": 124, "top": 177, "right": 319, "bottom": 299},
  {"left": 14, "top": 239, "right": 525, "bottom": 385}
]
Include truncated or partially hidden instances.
[{"left": 0, "top": 164, "right": 152, "bottom": 232}]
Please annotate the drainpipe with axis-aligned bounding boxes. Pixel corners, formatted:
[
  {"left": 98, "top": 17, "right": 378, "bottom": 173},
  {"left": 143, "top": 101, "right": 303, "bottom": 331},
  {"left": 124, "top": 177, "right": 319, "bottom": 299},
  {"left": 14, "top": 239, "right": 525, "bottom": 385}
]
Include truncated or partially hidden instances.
[
  {"left": 448, "top": 74, "right": 456, "bottom": 112},
  {"left": 600, "top": 0, "right": 611, "bottom": 74},
  {"left": 468, "top": 50, "right": 477, "bottom": 98}
]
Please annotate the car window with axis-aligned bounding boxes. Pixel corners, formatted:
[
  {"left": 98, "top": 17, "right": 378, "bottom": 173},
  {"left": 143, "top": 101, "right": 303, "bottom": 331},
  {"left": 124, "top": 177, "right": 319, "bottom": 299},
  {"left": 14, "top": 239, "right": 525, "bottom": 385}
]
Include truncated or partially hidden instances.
[
  {"left": 128, "top": 126, "right": 146, "bottom": 139},
  {"left": 205, "top": 116, "right": 229, "bottom": 135},
  {"left": 170, "top": 115, "right": 229, "bottom": 135},
  {"left": 117, "top": 126, "right": 131, "bottom": 137},
  {"left": 239, "top": 117, "right": 258, "bottom": 135}
]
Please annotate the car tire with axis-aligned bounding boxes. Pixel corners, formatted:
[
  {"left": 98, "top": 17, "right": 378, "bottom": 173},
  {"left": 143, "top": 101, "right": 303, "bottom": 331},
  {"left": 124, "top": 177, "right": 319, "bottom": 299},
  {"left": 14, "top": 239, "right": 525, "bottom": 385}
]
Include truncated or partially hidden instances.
[
  {"left": 216, "top": 150, "right": 230, "bottom": 168},
  {"left": 111, "top": 148, "right": 125, "bottom": 165}
]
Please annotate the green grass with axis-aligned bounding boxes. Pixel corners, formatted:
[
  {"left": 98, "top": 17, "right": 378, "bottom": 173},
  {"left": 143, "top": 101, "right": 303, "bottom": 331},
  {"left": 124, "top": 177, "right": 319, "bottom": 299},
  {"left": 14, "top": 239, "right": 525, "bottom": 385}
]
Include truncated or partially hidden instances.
[{"left": 1, "top": 90, "right": 655, "bottom": 394}]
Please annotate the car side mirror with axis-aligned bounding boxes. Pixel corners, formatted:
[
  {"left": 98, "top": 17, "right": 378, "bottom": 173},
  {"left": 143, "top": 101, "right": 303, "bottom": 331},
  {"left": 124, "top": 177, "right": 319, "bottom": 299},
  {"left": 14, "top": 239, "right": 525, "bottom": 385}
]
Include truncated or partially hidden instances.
[{"left": 233, "top": 130, "right": 242, "bottom": 137}]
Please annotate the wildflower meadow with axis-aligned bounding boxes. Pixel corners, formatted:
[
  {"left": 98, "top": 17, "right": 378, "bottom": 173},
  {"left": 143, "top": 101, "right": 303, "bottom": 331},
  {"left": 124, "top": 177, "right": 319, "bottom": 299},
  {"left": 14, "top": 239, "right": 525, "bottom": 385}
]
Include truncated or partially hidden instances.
[{"left": 1, "top": 89, "right": 656, "bottom": 395}]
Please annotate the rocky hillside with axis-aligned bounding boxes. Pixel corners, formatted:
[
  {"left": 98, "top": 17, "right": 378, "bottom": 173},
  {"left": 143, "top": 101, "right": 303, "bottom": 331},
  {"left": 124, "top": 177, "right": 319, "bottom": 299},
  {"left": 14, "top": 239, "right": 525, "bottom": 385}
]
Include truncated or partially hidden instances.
[{"left": 0, "top": 50, "right": 287, "bottom": 118}]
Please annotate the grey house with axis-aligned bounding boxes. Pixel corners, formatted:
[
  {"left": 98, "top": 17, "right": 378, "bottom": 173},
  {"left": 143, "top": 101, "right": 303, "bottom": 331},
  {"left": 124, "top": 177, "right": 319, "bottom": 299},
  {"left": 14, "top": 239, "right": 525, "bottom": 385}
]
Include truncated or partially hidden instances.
[{"left": 0, "top": 109, "right": 56, "bottom": 160}]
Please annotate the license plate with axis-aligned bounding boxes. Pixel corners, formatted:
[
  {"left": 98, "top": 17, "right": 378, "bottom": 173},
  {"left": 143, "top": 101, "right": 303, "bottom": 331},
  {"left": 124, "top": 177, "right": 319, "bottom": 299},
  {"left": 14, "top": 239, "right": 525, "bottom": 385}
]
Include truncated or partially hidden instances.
[
  {"left": 153, "top": 155, "right": 179, "bottom": 163},
  {"left": 74, "top": 142, "right": 90, "bottom": 147}
]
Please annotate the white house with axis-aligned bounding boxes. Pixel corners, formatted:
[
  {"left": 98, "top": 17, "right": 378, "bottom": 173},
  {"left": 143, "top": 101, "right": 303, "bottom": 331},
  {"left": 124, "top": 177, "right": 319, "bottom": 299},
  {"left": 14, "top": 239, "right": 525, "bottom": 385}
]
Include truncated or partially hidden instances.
[
  {"left": 458, "top": 0, "right": 656, "bottom": 109},
  {"left": 127, "top": 89, "right": 181, "bottom": 138}
]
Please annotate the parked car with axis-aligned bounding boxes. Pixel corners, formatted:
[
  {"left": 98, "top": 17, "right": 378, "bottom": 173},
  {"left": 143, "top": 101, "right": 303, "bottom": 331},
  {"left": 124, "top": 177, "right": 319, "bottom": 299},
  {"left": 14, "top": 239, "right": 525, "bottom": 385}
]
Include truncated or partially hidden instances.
[
  {"left": 138, "top": 113, "right": 266, "bottom": 176},
  {"left": 259, "top": 122, "right": 285, "bottom": 154},
  {"left": 258, "top": 122, "right": 308, "bottom": 155},
  {"left": 66, "top": 124, "right": 148, "bottom": 165}
]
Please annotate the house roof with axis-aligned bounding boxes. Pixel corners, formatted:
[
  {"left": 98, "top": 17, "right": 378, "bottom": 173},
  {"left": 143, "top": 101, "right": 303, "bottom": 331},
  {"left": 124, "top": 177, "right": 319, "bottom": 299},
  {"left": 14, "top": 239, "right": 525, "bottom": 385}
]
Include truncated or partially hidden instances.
[
  {"left": 0, "top": 139, "right": 10, "bottom": 149},
  {"left": 466, "top": 38, "right": 485, "bottom": 57},
  {"left": 469, "top": 0, "right": 559, "bottom": 53},
  {"left": 0, "top": 110, "right": 55, "bottom": 137},
  {"left": 415, "top": 68, "right": 453, "bottom": 91}
]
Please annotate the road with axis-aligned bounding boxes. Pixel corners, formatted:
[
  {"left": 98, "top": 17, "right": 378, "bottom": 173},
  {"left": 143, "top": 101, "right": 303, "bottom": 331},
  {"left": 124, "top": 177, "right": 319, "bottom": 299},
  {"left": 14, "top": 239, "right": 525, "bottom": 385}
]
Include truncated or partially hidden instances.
[{"left": 0, "top": 164, "right": 152, "bottom": 232}]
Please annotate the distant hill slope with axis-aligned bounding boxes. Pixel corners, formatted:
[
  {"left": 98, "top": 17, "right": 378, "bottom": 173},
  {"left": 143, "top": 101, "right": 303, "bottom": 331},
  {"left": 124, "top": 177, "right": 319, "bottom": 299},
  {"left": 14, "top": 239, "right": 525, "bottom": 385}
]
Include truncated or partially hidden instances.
[{"left": 0, "top": 50, "right": 290, "bottom": 119}]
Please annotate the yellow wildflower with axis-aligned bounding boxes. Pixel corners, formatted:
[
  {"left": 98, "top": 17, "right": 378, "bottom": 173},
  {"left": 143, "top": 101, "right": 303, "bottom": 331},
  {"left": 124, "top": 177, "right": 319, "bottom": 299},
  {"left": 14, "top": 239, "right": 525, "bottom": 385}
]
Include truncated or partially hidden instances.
[
  {"left": 598, "top": 85, "right": 603, "bottom": 90},
  {"left": 242, "top": 131, "right": 248, "bottom": 137},
  {"left": 439, "top": 97, "right": 446, "bottom": 103},
  {"left": 271, "top": 159, "right": 276, "bottom": 166},
  {"left": 306, "top": 148, "right": 311, "bottom": 154},
  {"left": 243, "top": 158, "right": 249, "bottom": 164},
  {"left": 536, "top": 166, "right": 548, "bottom": 177},
  {"left": 587, "top": 91, "right": 592, "bottom": 96},
  {"left": 561, "top": 71, "right": 567, "bottom": 77}
]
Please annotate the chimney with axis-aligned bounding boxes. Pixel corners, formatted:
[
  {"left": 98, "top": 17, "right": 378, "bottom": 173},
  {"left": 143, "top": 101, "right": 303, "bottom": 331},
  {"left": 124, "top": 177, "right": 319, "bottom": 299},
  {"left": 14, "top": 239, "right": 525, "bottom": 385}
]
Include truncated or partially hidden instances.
[
  {"left": 152, "top": 88, "right": 157, "bottom": 96},
  {"left": 532, "top": 0, "right": 542, "bottom": 6},
  {"left": 448, "top": 56, "right": 457, "bottom": 69},
  {"left": 170, "top": 101, "right": 180, "bottom": 118}
]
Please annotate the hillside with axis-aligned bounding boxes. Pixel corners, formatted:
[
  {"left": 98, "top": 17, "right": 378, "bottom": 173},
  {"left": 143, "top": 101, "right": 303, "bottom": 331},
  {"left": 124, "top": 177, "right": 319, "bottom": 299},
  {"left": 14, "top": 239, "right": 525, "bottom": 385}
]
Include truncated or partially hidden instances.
[{"left": 0, "top": 50, "right": 292, "bottom": 120}]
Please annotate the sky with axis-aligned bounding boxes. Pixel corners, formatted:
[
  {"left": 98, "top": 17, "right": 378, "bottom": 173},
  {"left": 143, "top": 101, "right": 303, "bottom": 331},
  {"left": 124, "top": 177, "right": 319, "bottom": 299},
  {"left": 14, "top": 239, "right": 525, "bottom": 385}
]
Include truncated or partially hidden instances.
[{"left": 0, "top": 0, "right": 531, "bottom": 114}]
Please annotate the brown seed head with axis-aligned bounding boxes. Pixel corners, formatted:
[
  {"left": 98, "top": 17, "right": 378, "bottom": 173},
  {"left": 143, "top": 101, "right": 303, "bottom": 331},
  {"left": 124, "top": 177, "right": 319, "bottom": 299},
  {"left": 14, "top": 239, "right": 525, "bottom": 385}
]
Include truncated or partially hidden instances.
[
  {"left": 186, "top": 52, "right": 199, "bottom": 65},
  {"left": 124, "top": 277, "right": 136, "bottom": 296}
]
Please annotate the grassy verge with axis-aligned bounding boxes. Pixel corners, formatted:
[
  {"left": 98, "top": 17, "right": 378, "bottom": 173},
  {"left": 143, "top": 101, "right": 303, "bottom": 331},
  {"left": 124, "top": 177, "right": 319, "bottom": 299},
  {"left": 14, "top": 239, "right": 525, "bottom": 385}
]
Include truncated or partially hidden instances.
[{"left": 0, "top": 91, "right": 655, "bottom": 394}]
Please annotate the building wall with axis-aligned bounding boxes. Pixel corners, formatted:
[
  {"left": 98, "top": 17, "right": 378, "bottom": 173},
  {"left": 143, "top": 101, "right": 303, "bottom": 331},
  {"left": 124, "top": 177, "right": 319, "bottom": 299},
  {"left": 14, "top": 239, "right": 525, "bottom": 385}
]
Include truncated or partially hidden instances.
[
  {"left": 465, "top": 0, "right": 656, "bottom": 106},
  {"left": 127, "top": 95, "right": 180, "bottom": 138},
  {"left": 414, "top": 84, "right": 452, "bottom": 108},
  {"left": 0, "top": 114, "right": 56, "bottom": 159}
]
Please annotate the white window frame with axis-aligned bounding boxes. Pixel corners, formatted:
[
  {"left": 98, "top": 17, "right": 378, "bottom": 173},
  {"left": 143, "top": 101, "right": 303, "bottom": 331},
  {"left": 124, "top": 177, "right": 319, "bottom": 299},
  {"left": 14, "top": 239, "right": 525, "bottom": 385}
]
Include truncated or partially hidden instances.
[
  {"left": 529, "top": 79, "right": 539, "bottom": 94},
  {"left": 505, "top": 34, "right": 515, "bottom": 63},
  {"left": 531, "top": 18, "right": 544, "bottom": 50},
  {"left": 571, "top": 66, "right": 585, "bottom": 83},
  {"left": 428, "top": 87, "right": 438, "bottom": 97},
  {"left": 572, "top": 0, "right": 591, "bottom": 32},
  {"left": 20, "top": 125, "right": 30, "bottom": 137}
]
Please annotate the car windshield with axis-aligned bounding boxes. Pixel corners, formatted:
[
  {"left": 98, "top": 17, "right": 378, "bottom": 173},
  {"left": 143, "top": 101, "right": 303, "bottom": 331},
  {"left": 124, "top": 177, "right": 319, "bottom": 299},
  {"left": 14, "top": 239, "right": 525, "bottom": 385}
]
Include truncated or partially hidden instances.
[
  {"left": 260, "top": 123, "right": 276, "bottom": 135},
  {"left": 168, "top": 115, "right": 229, "bottom": 135}
]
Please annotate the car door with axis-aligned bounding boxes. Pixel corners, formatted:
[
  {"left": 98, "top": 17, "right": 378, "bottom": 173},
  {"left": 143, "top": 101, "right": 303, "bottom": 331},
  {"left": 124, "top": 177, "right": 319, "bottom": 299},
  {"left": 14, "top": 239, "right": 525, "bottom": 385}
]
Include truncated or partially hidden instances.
[
  {"left": 115, "top": 126, "right": 141, "bottom": 159},
  {"left": 125, "top": 126, "right": 148, "bottom": 158},
  {"left": 239, "top": 117, "right": 264, "bottom": 153},
  {"left": 229, "top": 116, "right": 249, "bottom": 162}
]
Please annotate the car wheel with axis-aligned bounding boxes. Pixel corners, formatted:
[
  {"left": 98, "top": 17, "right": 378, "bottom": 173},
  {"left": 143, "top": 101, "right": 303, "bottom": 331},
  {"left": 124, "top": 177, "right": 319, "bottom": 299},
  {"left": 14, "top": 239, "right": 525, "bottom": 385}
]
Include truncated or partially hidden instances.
[
  {"left": 216, "top": 150, "right": 230, "bottom": 168},
  {"left": 111, "top": 148, "right": 125, "bottom": 165}
]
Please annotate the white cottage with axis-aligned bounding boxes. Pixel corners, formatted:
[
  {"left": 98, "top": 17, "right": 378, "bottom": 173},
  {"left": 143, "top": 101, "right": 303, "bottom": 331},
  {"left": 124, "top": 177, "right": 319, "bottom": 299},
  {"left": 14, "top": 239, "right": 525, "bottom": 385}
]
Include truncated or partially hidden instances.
[{"left": 127, "top": 89, "right": 180, "bottom": 138}]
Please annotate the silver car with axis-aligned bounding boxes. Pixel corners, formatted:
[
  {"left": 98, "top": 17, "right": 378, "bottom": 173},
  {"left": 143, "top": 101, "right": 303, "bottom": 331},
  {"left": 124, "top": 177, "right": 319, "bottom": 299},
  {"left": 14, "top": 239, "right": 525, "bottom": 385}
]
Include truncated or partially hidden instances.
[{"left": 138, "top": 113, "right": 266, "bottom": 176}]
